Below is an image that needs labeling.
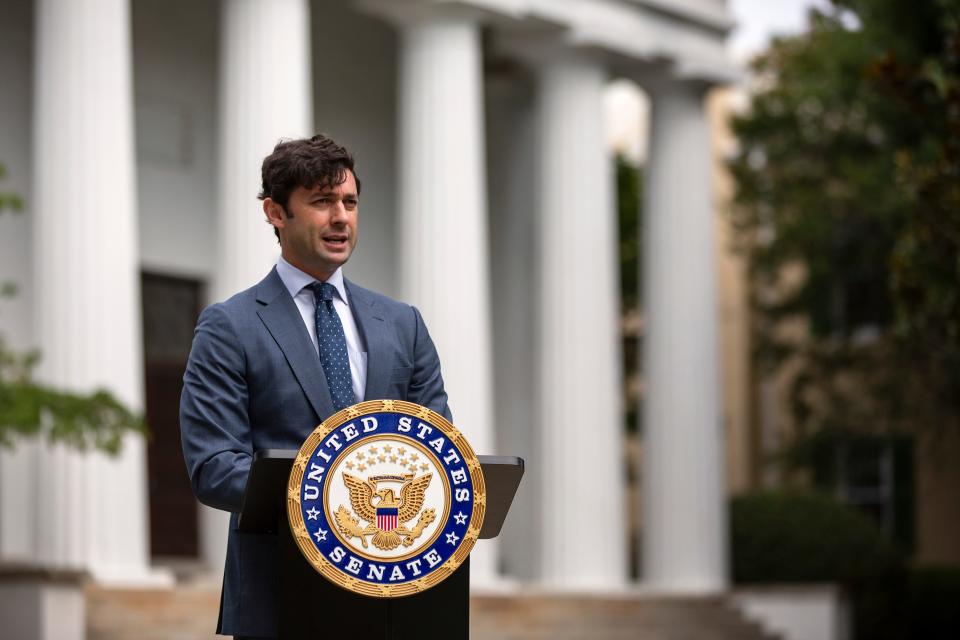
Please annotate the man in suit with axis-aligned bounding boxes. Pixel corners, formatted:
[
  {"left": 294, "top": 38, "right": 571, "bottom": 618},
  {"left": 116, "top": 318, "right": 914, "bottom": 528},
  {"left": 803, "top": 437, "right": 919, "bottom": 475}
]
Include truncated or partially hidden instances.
[{"left": 180, "top": 134, "right": 451, "bottom": 639}]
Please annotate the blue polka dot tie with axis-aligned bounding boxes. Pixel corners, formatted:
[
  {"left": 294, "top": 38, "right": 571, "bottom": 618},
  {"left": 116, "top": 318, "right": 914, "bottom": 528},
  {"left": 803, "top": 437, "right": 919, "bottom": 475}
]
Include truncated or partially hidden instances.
[{"left": 309, "top": 282, "right": 356, "bottom": 411}]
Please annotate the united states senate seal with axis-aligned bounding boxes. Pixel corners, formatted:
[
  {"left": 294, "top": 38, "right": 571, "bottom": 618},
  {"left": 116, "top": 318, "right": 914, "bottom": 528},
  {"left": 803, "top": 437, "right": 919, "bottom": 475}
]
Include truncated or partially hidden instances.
[{"left": 287, "top": 399, "right": 486, "bottom": 597}]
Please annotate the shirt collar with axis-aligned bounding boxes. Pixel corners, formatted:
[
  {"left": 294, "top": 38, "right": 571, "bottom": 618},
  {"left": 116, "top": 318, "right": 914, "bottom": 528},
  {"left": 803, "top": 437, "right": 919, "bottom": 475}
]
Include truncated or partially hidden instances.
[{"left": 276, "top": 255, "right": 348, "bottom": 304}]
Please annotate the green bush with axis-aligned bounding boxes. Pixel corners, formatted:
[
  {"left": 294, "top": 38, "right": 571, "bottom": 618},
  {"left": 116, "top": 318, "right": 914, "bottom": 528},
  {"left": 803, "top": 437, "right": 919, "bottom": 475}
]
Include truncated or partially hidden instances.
[
  {"left": 731, "top": 490, "right": 907, "bottom": 640},
  {"left": 731, "top": 490, "right": 902, "bottom": 585}
]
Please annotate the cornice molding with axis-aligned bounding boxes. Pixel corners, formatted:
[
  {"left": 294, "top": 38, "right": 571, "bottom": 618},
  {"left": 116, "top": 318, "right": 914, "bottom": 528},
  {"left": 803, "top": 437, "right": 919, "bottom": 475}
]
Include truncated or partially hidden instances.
[{"left": 624, "top": 0, "right": 734, "bottom": 33}]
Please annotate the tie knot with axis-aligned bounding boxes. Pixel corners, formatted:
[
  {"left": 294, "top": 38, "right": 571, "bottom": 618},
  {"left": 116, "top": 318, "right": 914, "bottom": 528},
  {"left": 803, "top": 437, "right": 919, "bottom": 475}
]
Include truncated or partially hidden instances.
[{"left": 309, "top": 281, "right": 336, "bottom": 303}]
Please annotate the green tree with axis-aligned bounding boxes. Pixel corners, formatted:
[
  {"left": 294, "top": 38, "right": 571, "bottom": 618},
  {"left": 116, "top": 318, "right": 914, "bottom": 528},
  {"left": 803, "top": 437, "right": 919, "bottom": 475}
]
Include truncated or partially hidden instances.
[
  {"left": 729, "top": 0, "right": 960, "bottom": 453},
  {"left": 871, "top": 0, "right": 960, "bottom": 427},
  {"left": 0, "top": 163, "right": 144, "bottom": 453}
]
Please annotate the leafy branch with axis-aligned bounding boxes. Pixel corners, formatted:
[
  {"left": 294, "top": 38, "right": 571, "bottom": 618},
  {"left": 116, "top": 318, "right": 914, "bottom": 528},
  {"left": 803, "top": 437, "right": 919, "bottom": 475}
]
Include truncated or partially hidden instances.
[{"left": 0, "top": 162, "right": 145, "bottom": 453}]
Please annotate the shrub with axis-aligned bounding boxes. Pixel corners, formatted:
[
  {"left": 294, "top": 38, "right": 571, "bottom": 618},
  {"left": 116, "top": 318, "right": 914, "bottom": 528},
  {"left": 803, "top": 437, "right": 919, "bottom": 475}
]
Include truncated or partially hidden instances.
[
  {"left": 731, "top": 490, "right": 902, "bottom": 585},
  {"left": 731, "top": 490, "right": 907, "bottom": 640}
]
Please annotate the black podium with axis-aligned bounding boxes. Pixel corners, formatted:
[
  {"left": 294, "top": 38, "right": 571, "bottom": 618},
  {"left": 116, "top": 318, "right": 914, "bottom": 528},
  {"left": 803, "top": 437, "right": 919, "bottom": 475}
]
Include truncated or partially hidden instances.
[{"left": 238, "top": 450, "right": 524, "bottom": 639}]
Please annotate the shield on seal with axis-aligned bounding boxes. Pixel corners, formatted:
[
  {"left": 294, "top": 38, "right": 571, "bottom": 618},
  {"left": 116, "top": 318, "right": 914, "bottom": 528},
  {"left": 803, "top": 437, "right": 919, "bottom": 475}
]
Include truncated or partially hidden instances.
[{"left": 377, "top": 506, "right": 398, "bottom": 532}]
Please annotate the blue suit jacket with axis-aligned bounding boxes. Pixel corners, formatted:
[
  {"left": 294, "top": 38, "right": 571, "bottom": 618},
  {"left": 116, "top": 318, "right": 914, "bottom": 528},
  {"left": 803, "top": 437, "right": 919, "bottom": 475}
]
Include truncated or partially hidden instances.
[{"left": 180, "top": 267, "right": 451, "bottom": 637}]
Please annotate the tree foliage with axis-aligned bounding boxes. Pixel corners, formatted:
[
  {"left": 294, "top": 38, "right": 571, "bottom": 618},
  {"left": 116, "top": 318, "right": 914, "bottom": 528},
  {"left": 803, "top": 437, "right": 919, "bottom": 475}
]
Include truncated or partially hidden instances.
[
  {"left": 729, "top": 0, "right": 960, "bottom": 445},
  {"left": 0, "top": 163, "right": 145, "bottom": 453}
]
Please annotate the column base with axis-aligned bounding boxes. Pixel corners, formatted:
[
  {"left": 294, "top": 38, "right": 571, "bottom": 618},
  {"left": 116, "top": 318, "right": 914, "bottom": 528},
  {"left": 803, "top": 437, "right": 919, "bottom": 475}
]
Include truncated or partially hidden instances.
[
  {"left": 0, "top": 566, "right": 86, "bottom": 640},
  {"left": 89, "top": 566, "right": 175, "bottom": 589},
  {"left": 640, "top": 578, "right": 729, "bottom": 596}
]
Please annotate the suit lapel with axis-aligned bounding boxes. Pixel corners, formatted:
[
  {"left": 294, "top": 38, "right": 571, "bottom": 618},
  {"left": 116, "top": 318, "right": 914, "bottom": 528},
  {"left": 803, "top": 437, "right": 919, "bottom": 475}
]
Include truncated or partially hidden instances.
[
  {"left": 346, "top": 279, "right": 392, "bottom": 401},
  {"left": 255, "top": 268, "right": 335, "bottom": 420}
]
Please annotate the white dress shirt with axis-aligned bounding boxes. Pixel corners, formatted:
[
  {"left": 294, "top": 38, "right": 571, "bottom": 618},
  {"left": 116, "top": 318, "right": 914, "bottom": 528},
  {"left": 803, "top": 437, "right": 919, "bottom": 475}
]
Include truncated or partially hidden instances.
[{"left": 275, "top": 256, "right": 367, "bottom": 403}]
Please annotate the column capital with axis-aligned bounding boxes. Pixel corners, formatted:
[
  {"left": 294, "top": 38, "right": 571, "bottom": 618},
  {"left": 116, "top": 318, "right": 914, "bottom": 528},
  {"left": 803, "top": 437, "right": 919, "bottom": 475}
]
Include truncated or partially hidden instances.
[
  {"left": 648, "top": 72, "right": 712, "bottom": 96},
  {"left": 355, "top": 0, "right": 486, "bottom": 28},
  {"left": 625, "top": 60, "right": 740, "bottom": 98},
  {"left": 494, "top": 30, "right": 610, "bottom": 72}
]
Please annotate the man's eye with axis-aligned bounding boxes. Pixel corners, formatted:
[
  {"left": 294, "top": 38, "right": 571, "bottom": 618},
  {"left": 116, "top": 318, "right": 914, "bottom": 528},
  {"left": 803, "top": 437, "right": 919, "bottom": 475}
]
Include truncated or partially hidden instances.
[{"left": 314, "top": 198, "right": 330, "bottom": 205}]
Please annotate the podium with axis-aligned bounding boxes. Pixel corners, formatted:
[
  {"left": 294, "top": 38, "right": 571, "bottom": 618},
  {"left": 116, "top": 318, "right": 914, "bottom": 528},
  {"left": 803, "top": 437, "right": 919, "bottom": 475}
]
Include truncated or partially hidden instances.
[{"left": 239, "top": 449, "right": 523, "bottom": 639}]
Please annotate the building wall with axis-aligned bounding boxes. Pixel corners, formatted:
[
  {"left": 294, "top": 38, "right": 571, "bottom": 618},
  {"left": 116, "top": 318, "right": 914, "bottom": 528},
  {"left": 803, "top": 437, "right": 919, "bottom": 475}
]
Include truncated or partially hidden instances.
[
  {"left": 708, "top": 87, "right": 754, "bottom": 495},
  {"left": 132, "top": 0, "right": 219, "bottom": 283}
]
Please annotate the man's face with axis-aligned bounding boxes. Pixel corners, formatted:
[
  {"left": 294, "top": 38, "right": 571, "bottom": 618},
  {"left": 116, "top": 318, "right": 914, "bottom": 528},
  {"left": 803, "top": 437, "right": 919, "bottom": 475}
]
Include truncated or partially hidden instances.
[{"left": 267, "top": 172, "right": 359, "bottom": 281}]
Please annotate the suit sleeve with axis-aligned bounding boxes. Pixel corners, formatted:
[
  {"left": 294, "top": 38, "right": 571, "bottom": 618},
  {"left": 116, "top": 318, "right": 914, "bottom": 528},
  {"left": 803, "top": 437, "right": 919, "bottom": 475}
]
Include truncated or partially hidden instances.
[
  {"left": 179, "top": 304, "right": 252, "bottom": 513},
  {"left": 407, "top": 306, "right": 452, "bottom": 422}
]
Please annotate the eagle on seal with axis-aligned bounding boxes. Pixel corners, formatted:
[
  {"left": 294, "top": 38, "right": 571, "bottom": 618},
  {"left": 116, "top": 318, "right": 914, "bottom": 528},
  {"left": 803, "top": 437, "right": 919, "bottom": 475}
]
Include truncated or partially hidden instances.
[{"left": 336, "top": 472, "right": 436, "bottom": 550}]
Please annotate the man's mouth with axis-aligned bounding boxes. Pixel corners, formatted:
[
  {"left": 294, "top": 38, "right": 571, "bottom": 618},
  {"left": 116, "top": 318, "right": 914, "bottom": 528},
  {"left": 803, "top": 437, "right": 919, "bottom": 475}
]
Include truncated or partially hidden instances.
[{"left": 323, "top": 234, "right": 348, "bottom": 247}]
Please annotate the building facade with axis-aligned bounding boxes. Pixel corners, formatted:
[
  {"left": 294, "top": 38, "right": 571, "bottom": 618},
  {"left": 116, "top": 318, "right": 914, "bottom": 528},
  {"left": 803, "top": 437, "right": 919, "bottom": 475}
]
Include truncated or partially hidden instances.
[{"left": 0, "top": 0, "right": 736, "bottom": 589}]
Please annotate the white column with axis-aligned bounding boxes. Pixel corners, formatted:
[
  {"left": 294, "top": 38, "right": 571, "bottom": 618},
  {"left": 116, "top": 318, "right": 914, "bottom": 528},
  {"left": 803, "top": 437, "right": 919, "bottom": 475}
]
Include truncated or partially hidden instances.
[
  {"left": 396, "top": 14, "right": 498, "bottom": 585},
  {"left": 641, "top": 78, "right": 728, "bottom": 592},
  {"left": 216, "top": 0, "right": 313, "bottom": 296},
  {"left": 204, "top": 0, "right": 313, "bottom": 572},
  {"left": 31, "top": 0, "right": 157, "bottom": 584},
  {"left": 534, "top": 55, "right": 627, "bottom": 588}
]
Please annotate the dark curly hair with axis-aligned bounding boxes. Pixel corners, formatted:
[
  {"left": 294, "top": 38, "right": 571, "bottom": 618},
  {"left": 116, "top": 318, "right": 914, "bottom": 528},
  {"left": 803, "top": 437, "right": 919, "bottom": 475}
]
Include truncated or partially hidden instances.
[{"left": 258, "top": 134, "right": 362, "bottom": 242}]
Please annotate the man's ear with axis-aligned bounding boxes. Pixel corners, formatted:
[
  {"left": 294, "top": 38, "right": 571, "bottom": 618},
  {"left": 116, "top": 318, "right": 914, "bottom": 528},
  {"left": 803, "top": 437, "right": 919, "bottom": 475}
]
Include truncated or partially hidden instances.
[{"left": 263, "top": 198, "right": 286, "bottom": 230}]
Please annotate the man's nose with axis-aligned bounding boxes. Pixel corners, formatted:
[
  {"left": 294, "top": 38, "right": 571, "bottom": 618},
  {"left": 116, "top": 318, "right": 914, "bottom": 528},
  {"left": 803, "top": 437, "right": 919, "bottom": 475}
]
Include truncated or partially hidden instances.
[{"left": 331, "top": 200, "right": 348, "bottom": 221}]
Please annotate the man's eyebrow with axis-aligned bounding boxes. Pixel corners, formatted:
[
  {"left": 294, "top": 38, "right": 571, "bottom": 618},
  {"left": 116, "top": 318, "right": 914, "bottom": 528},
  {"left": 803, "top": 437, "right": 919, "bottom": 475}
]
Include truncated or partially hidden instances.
[
  {"left": 309, "top": 188, "right": 358, "bottom": 199},
  {"left": 310, "top": 183, "right": 356, "bottom": 194}
]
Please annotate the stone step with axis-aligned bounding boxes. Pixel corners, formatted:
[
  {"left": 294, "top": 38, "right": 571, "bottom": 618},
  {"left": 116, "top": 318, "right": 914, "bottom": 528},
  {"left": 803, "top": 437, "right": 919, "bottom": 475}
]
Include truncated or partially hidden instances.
[
  {"left": 472, "top": 594, "right": 781, "bottom": 640},
  {"left": 86, "top": 584, "right": 220, "bottom": 640},
  {"left": 86, "top": 585, "right": 781, "bottom": 640}
]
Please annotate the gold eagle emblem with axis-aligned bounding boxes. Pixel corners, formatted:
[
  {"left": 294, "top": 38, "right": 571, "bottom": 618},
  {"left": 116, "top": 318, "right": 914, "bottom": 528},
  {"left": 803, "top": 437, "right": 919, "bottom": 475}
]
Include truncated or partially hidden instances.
[{"left": 335, "top": 472, "right": 437, "bottom": 551}]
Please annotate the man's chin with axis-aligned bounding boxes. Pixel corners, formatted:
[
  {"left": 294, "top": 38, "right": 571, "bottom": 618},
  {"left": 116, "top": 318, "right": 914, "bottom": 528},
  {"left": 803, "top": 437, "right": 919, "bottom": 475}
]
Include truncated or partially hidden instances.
[{"left": 316, "top": 252, "right": 352, "bottom": 272}]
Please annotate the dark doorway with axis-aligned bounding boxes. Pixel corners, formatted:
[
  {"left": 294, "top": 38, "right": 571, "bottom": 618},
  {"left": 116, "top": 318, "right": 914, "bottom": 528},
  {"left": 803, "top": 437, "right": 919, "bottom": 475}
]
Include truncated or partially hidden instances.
[{"left": 142, "top": 272, "right": 203, "bottom": 558}]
